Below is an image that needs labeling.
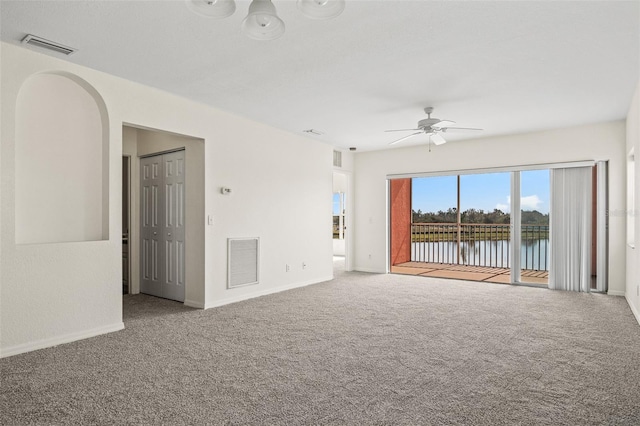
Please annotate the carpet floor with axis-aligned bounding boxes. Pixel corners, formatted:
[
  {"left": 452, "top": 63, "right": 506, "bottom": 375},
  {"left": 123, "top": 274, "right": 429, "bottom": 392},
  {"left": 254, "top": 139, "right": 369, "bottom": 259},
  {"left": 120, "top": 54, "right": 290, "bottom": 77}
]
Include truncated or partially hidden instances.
[{"left": 2, "top": 264, "right": 640, "bottom": 425}]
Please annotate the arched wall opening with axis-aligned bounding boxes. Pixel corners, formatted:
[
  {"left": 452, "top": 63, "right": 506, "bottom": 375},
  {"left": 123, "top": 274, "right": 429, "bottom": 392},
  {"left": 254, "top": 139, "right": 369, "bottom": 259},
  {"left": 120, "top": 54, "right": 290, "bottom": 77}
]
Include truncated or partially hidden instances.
[{"left": 15, "top": 72, "right": 109, "bottom": 244}]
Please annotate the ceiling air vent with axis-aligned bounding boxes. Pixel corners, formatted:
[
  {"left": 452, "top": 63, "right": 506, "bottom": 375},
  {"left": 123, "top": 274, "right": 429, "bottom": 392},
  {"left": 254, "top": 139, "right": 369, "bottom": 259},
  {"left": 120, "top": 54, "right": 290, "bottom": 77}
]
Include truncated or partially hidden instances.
[
  {"left": 333, "top": 150, "right": 342, "bottom": 168},
  {"left": 21, "top": 34, "right": 77, "bottom": 56},
  {"left": 303, "top": 129, "right": 324, "bottom": 136}
]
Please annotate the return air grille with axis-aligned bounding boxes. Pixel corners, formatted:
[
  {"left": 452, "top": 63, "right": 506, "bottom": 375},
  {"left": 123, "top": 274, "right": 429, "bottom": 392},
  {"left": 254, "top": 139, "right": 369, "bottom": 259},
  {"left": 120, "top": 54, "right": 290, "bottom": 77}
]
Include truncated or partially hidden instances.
[
  {"left": 228, "top": 238, "right": 259, "bottom": 288},
  {"left": 21, "top": 34, "right": 77, "bottom": 56}
]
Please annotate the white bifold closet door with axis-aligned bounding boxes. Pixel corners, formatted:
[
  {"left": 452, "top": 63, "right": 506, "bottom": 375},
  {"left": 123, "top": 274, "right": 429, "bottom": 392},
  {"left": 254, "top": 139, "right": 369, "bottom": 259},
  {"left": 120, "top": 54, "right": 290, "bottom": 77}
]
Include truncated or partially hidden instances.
[{"left": 140, "top": 150, "right": 186, "bottom": 302}]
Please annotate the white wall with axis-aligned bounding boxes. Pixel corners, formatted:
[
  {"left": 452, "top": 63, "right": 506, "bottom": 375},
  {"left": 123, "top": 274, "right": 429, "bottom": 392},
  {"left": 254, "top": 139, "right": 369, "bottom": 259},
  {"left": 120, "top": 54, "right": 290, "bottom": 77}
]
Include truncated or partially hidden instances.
[
  {"left": 1, "top": 42, "right": 334, "bottom": 357},
  {"left": 626, "top": 80, "right": 640, "bottom": 324},
  {"left": 353, "top": 121, "right": 627, "bottom": 296},
  {"left": 207, "top": 121, "right": 333, "bottom": 307}
]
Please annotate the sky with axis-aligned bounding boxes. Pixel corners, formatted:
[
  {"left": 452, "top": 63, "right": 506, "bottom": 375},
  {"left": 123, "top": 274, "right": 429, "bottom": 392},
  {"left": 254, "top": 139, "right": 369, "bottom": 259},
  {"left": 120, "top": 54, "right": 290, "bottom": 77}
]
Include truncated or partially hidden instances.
[
  {"left": 411, "top": 170, "right": 550, "bottom": 214},
  {"left": 333, "top": 192, "right": 344, "bottom": 215}
]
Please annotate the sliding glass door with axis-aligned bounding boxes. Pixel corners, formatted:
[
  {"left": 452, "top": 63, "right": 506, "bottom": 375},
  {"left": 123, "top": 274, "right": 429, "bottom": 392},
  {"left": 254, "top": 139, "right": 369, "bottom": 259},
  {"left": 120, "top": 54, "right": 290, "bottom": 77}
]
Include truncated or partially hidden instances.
[
  {"left": 459, "top": 172, "right": 511, "bottom": 274},
  {"left": 393, "top": 162, "right": 606, "bottom": 291},
  {"left": 514, "top": 170, "right": 550, "bottom": 285}
]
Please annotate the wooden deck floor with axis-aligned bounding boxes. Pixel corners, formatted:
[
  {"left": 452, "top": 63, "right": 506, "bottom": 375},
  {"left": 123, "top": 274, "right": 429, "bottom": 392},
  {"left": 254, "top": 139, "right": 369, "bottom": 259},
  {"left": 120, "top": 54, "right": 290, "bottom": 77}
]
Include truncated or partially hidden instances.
[{"left": 391, "top": 262, "right": 548, "bottom": 285}]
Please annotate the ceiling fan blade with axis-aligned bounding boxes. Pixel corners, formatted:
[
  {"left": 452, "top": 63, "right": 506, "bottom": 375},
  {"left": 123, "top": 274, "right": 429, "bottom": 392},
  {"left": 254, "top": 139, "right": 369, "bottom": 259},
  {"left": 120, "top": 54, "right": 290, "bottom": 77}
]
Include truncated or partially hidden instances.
[
  {"left": 431, "top": 120, "right": 456, "bottom": 129},
  {"left": 441, "top": 127, "right": 483, "bottom": 132},
  {"left": 389, "top": 131, "right": 423, "bottom": 145},
  {"left": 384, "top": 128, "right": 421, "bottom": 132},
  {"left": 430, "top": 133, "right": 446, "bottom": 145}
]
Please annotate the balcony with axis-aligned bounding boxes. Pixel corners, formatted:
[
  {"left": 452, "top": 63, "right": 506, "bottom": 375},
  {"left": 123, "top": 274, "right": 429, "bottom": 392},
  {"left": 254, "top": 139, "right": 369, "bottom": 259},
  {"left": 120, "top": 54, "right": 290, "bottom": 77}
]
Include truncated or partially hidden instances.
[{"left": 391, "top": 223, "right": 549, "bottom": 285}]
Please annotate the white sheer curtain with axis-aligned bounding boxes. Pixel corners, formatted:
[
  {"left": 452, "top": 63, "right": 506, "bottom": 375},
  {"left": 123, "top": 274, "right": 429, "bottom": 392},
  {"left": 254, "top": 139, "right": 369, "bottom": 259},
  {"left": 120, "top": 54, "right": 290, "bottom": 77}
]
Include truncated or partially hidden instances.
[{"left": 549, "top": 167, "right": 592, "bottom": 292}]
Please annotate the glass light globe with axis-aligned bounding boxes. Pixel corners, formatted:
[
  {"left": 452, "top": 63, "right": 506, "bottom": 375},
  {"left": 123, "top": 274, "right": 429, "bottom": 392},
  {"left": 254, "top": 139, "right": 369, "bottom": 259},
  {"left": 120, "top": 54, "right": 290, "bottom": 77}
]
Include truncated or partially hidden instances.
[
  {"left": 242, "top": 0, "right": 285, "bottom": 40},
  {"left": 297, "top": 0, "right": 345, "bottom": 20},
  {"left": 186, "top": 0, "right": 236, "bottom": 18}
]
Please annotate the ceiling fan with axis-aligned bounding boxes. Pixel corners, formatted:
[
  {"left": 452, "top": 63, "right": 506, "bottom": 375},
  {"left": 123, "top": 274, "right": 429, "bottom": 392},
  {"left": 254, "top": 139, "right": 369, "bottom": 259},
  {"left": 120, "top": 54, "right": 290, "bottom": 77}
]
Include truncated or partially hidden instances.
[{"left": 386, "top": 107, "right": 482, "bottom": 146}]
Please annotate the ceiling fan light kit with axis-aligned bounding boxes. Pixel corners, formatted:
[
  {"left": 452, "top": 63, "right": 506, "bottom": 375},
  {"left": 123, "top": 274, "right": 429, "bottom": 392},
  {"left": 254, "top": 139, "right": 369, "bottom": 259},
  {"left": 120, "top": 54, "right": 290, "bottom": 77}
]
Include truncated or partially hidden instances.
[
  {"left": 186, "top": 0, "right": 345, "bottom": 40},
  {"left": 186, "top": 0, "right": 236, "bottom": 18},
  {"left": 430, "top": 133, "right": 446, "bottom": 145},
  {"left": 242, "top": 0, "right": 285, "bottom": 40},
  {"left": 297, "top": 0, "right": 346, "bottom": 20},
  {"left": 386, "top": 107, "right": 483, "bottom": 147}
]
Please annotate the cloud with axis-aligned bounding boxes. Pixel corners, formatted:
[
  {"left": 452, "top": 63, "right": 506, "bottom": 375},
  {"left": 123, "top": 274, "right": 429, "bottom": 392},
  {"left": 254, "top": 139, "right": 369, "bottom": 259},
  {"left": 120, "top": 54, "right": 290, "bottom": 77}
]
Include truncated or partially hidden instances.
[
  {"left": 521, "top": 195, "right": 542, "bottom": 211},
  {"left": 496, "top": 196, "right": 511, "bottom": 212},
  {"left": 495, "top": 195, "right": 543, "bottom": 212}
]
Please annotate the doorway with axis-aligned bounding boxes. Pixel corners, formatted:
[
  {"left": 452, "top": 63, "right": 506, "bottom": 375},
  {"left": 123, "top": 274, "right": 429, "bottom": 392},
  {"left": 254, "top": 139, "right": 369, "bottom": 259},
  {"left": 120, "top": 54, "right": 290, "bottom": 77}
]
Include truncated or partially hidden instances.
[
  {"left": 122, "top": 156, "right": 131, "bottom": 294},
  {"left": 514, "top": 169, "right": 550, "bottom": 285},
  {"left": 332, "top": 171, "right": 350, "bottom": 271},
  {"left": 391, "top": 170, "right": 550, "bottom": 284},
  {"left": 122, "top": 125, "right": 205, "bottom": 308},
  {"left": 399, "top": 172, "right": 521, "bottom": 283}
]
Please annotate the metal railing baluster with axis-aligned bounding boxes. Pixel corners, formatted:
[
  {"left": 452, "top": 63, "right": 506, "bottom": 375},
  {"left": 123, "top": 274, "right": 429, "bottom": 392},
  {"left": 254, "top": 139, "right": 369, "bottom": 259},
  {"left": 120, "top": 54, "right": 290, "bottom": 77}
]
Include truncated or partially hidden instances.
[{"left": 410, "top": 223, "right": 548, "bottom": 272}]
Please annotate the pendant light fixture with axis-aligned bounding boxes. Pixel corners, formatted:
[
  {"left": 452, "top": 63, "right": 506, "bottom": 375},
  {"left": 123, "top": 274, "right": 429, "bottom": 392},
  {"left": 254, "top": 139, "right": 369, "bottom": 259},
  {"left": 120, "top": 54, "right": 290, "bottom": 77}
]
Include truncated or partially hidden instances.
[
  {"left": 297, "top": 0, "right": 345, "bottom": 20},
  {"left": 242, "top": 0, "right": 285, "bottom": 41},
  {"left": 186, "top": 0, "right": 236, "bottom": 18},
  {"left": 186, "top": 0, "right": 344, "bottom": 40}
]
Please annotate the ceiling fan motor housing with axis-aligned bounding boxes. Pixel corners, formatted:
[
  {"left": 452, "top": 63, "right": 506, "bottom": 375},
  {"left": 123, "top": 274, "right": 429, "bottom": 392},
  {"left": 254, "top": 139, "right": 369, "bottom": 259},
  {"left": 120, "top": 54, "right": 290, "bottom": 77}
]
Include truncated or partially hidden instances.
[{"left": 418, "top": 118, "right": 440, "bottom": 130}]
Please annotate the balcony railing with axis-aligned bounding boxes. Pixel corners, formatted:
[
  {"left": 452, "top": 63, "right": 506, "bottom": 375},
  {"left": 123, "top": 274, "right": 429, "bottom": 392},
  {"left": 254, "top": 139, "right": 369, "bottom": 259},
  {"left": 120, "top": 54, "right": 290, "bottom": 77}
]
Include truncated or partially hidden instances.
[{"left": 411, "top": 223, "right": 549, "bottom": 271}]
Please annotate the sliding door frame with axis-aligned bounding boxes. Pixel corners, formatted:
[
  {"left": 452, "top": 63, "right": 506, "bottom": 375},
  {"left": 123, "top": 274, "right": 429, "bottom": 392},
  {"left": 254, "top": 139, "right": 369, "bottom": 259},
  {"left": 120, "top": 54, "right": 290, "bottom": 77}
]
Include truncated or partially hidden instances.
[
  {"left": 510, "top": 171, "right": 522, "bottom": 284},
  {"left": 388, "top": 160, "right": 606, "bottom": 288},
  {"left": 596, "top": 161, "right": 609, "bottom": 292}
]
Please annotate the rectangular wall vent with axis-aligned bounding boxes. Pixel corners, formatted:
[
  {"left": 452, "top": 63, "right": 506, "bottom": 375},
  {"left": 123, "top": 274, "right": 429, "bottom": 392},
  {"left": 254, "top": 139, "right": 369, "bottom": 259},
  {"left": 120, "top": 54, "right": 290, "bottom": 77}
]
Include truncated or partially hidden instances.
[
  {"left": 333, "top": 150, "right": 342, "bottom": 168},
  {"left": 21, "top": 34, "right": 77, "bottom": 56},
  {"left": 228, "top": 238, "right": 259, "bottom": 289}
]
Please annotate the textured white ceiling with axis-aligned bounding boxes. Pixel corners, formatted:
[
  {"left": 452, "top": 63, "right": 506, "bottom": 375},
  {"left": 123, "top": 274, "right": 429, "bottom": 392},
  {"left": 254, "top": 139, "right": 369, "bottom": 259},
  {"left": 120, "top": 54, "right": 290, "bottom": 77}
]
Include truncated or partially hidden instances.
[{"left": 1, "top": 0, "right": 639, "bottom": 151}]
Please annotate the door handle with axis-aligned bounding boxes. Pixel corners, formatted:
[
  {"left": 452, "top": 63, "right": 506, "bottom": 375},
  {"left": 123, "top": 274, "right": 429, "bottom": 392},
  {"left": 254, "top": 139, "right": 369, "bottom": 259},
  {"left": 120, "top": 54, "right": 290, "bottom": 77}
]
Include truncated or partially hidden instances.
[
  {"left": 168, "top": 233, "right": 172, "bottom": 236},
  {"left": 153, "top": 232, "right": 157, "bottom": 235}
]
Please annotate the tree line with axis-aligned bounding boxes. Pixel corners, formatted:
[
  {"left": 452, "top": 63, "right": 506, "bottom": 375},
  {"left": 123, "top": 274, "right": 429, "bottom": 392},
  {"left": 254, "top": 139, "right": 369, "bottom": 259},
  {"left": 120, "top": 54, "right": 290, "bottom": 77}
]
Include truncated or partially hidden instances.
[{"left": 412, "top": 208, "right": 549, "bottom": 225}]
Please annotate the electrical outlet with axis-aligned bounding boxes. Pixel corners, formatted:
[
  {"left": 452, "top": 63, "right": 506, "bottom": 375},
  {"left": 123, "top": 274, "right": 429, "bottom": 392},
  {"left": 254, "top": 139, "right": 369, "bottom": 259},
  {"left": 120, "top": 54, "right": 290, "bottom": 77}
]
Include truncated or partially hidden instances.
[
  {"left": 286, "top": 264, "right": 290, "bottom": 272},
  {"left": 368, "top": 254, "right": 372, "bottom": 260},
  {"left": 302, "top": 262, "right": 307, "bottom": 269}
]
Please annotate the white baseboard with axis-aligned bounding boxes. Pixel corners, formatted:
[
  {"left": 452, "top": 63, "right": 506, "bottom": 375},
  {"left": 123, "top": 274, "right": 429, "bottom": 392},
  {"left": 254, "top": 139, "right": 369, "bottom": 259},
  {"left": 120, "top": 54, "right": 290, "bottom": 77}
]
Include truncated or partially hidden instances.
[
  {"left": 353, "top": 266, "right": 386, "bottom": 274},
  {"left": 625, "top": 294, "right": 640, "bottom": 325},
  {"left": 1, "top": 322, "right": 125, "bottom": 359},
  {"left": 184, "top": 299, "right": 205, "bottom": 309},
  {"left": 205, "top": 276, "right": 334, "bottom": 310},
  {"left": 608, "top": 290, "right": 626, "bottom": 297}
]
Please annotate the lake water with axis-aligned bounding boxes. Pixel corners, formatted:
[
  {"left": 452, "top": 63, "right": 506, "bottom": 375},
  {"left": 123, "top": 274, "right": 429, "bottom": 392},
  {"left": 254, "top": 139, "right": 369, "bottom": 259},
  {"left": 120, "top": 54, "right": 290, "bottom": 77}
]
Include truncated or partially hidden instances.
[{"left": 411, "top": 239, "right": 549, "bottom": 270}]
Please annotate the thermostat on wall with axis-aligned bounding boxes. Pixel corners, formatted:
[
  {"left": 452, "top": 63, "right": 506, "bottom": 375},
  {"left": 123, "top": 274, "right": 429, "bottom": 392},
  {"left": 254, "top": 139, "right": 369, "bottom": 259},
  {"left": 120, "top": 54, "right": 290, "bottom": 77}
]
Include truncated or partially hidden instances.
[{"left": 221, "top": 187, "right": 232, "bottom": 195}]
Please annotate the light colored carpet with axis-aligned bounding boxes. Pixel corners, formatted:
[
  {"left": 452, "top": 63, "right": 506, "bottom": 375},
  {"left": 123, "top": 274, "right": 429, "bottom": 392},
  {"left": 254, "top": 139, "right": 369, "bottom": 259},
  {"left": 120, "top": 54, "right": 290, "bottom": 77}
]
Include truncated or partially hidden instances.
[{"left": 2, "top": 265, "right": 640, "bottom": 425}]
